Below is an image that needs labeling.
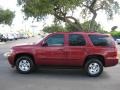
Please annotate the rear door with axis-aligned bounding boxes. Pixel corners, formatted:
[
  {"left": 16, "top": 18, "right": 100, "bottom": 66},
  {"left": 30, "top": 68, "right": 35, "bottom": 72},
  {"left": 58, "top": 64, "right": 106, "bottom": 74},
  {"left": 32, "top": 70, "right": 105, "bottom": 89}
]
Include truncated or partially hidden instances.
[{"left": 66, "top": 34, "right": 87, "bottom": 66}]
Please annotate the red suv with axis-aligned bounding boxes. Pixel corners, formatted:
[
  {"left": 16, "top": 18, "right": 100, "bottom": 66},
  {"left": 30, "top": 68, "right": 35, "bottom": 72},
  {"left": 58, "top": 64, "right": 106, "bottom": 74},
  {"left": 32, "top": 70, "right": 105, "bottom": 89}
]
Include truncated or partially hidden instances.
[{"left": 7, "top": 32, "right": 118, "bottom": 77}]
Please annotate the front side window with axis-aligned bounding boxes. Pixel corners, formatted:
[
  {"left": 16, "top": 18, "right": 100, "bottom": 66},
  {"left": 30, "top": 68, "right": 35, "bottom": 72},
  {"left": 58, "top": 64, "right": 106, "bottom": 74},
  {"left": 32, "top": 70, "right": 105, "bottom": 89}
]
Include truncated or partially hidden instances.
[
  {"left": 89, "top": 35, "right": 113, "bottom": 46},
  {"left": 46, "top": 34, "right": 64, "bottom": 46},
  {"left": 69, "top": 34, "right": 86, "bottom": 46}
]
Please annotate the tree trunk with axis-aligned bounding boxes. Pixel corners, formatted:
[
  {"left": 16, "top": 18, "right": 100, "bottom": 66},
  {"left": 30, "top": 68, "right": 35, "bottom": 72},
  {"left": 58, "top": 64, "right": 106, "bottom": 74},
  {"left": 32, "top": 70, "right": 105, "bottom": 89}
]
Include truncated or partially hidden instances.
[
  {"left": 90, "top": 13, "right": 97, "bottom": 31},
  {"left": 89, "top": 10, "right": 97, "bottom": 32},
  {"left": 65, "top": 16, "right": 83, "bottom": 31},
  {"left": 54, "top": 13, "right": 83, "bottom": 31},
  {"left": 83, "top": 0, "right": 98, "bottom": 32}
]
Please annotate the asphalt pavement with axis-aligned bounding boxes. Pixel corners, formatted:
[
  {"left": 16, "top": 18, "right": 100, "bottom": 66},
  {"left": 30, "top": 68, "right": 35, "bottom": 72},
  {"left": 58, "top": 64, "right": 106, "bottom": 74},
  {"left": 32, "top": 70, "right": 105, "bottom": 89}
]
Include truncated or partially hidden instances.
[{"left": 0, "top": 36, "right": 120, "bottom": 90}]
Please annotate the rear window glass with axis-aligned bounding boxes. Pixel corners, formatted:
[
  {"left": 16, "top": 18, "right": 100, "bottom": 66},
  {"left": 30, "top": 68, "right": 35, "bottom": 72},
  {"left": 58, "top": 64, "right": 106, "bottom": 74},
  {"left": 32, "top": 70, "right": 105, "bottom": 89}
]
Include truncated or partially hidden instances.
[
  {"left": 89, "top": 35, "right": 114, "bottom": 46},
  {"left": 69, "top": 34, "right": 86, "bottom": 46}
]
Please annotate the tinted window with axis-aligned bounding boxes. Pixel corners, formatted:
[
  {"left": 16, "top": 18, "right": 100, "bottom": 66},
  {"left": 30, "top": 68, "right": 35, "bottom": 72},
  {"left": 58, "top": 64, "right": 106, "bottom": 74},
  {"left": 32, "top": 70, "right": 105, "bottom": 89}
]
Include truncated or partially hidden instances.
[
  {"left": 69, "top": 34, "right": 86, "bottom": 46},
  {"left": 46, "top": 34, "right": 64, "bottom": 46},
  {"left": 89, "top": 35, "right": 113, "bottom": 46}
]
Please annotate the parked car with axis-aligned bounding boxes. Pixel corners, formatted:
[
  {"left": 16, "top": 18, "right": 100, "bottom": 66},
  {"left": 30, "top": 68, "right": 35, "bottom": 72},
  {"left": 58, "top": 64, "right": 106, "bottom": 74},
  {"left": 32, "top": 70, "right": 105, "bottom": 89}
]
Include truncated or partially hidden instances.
[
  {"left": 0, "top": 34, "right": 3, "bottom": 41},
  {"left": 7, "top": 33, "right": 15, "bottom": 41},
  {"left": 116, "top": 39, "right": 120, "bottom": 44},
  {"left": 13, "top": 33, "right": 18, "bottom": 40},
  {"left": 0, "top": 34, "right": 8, "bottom": 42},
  {"left": 7, "top": 32, "right": 118, "bottom": 77},
  {"left": 22, "top": 34, "right": 29, "bottom": 39}
]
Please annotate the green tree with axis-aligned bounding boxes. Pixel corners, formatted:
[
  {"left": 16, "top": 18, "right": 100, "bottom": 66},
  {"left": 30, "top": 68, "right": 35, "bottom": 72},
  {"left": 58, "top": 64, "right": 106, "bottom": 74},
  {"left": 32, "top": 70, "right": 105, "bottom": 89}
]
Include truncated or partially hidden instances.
[
  {"left": 81, "top": 21, "right": 105, "bottom": 32},
  {"left": 43, "top": 24, "right": 66, "bottom": 33},
  {"left": 18, "top": 0, "right": 119, "bottom": 31},
  {"left": 65, "top": 22, "right": 82, "bottom": 32},
  {"left": 81, "top": 0, "right": 119, "bottom": 31},
  {"left": 111, "top": 26, "right": 118, "bottom": 32},
  {"left": 110, "top": 31, "right": 120, "bottom": 38},
  {"left": 18, "top": 0, "right": 83, "bottom": 31},
  {"left": 0, "top": 8, "right": 15, "bottom": 25},
  {"left": 65, "top": 21, "right": 107, "bottom": 33}
]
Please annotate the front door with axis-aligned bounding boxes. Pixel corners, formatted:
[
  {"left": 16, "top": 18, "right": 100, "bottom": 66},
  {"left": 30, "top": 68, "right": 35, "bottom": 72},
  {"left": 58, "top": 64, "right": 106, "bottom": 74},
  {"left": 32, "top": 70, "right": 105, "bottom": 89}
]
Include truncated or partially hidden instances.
[{"left": 37, "top": 34, "right": 66, "bottom": 65}]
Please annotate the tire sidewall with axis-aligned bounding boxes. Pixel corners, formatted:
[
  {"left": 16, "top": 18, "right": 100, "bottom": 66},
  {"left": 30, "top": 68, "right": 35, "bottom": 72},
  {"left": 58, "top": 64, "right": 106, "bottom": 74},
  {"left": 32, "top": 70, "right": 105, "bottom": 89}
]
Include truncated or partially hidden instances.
[
  {"left": 85, "top": 58, "right": 103, "bottom": 77},
  {"left": 16, "top": 56, "right": 34, "bottom": 74}
]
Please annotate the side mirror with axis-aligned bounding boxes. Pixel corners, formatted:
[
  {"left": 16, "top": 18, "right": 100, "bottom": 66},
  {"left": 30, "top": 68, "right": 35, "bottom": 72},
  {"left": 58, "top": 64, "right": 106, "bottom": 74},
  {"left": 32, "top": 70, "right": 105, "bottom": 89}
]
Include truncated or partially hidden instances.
[{"left": 41, "top": 41, "right": 48, "bottom": 46}]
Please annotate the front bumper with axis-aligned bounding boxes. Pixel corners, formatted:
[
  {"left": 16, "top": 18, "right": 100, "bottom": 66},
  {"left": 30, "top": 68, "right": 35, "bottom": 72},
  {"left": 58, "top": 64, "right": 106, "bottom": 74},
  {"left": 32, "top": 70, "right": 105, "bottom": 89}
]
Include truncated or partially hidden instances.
[{"left": 7, "top": 52, "right": 15, "bottom": 67}]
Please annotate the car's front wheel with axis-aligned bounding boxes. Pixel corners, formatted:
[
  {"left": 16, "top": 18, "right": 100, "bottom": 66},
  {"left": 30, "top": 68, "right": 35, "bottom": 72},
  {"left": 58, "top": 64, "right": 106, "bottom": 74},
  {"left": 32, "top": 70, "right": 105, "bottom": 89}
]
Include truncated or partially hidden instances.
[
  {"left": 85, "top": 58, "right": 103, "bottom": 77},
  {"left": 16, "top": 56, "right": 35, "bottom": 74}
]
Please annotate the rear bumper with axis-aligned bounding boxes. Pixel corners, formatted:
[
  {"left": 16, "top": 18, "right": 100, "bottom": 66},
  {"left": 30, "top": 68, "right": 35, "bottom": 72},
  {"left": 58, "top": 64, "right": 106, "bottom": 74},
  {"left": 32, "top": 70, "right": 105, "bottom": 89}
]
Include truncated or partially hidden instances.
[{"left": 105, "top": 58, "right": 119, "bottom": 67}]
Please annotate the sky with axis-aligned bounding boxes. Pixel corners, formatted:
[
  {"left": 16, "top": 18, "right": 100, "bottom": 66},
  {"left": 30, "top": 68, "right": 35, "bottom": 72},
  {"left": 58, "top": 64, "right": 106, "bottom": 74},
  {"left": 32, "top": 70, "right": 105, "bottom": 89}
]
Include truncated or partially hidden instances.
[
  {"left": 0, "top": 0, "right": 120, "bottom": 32},
  {"left": 0, "top": 0, "right": 54, "bottom": 33}
]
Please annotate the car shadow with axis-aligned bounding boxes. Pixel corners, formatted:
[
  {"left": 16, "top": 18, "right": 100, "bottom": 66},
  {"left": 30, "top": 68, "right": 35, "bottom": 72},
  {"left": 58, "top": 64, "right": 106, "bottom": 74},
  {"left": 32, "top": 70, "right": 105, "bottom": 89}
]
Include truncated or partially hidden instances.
[{"left": 11, "top": 68, "right": 110, "bottom": 81}]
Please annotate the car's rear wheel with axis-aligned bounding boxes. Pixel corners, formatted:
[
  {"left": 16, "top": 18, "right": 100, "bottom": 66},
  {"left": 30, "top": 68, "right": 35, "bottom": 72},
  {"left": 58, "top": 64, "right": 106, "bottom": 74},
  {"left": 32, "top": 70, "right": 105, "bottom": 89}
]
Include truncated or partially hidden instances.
[
  {"left": 85, "top": 58, "right": 103, "bottom": 77},
  {"left": 16, "top": 56, "right": 35, "bottom": 74}
]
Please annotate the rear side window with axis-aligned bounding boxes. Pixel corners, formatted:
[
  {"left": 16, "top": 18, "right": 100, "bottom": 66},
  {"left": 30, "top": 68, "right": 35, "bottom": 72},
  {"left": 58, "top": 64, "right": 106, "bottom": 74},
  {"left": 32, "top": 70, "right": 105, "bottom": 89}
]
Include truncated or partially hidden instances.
[
  {"left": 89, "top": 35, "right": 113, "bottom": 46},
  {"left": 69, "top": 34, "right": 86, "bottom": 46}
]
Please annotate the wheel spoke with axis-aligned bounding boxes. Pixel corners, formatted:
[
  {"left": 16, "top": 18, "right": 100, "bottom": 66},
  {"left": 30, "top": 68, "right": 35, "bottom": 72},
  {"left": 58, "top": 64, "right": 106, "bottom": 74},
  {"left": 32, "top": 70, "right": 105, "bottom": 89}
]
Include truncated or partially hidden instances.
[
  {"left": 19, "top": 59, "right": 30, "bottom": 72},
  {"left": 88, "top": 62, "right": 100, "bottom": 75}
]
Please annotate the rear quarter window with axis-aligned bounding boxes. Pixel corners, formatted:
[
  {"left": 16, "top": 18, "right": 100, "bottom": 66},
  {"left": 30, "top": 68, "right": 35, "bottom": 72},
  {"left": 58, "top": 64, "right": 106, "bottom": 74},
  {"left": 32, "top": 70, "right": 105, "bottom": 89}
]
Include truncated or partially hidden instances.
[{"left": 89, "top": 34, "right": 114, "bottom": 47}]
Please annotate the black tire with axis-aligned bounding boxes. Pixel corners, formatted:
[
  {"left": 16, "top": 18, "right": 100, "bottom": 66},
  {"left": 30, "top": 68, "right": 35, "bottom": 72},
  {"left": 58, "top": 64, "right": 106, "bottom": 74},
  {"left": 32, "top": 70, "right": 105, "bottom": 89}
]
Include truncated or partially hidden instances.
[
  {"left": 85, "top": 58, "right": 103, "bottom": 77},
  {"left": 16, "top": 56, "right": 35, "bottom": 74}
]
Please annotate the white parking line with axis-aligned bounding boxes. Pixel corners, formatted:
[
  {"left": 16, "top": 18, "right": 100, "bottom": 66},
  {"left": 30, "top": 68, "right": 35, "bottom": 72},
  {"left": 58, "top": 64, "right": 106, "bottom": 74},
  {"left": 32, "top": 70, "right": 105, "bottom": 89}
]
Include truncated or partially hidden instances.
[
  {"left": 0, "top": 42, "right": 5, "bottom": 45},
  {"left": 3, "top": 52, "right": 9, "bottom": 57}
]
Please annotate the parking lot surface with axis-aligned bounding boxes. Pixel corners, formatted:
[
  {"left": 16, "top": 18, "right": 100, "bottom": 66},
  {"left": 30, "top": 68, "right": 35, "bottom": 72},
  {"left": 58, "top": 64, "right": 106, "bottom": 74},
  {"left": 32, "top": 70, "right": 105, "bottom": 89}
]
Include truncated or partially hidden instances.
[{"left": 0, "top": 37, "right": 120, "bottom": 90}]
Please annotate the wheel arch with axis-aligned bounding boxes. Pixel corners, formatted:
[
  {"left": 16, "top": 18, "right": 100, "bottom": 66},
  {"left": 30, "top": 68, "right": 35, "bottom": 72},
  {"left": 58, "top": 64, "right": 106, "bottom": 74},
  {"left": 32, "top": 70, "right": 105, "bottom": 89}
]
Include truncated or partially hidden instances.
[
  {"left": 14, "top": 53, "right": 36, "bottom": 66},
  {"left": 83, "top": 54, "right": 105, "bottom": 67}
]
